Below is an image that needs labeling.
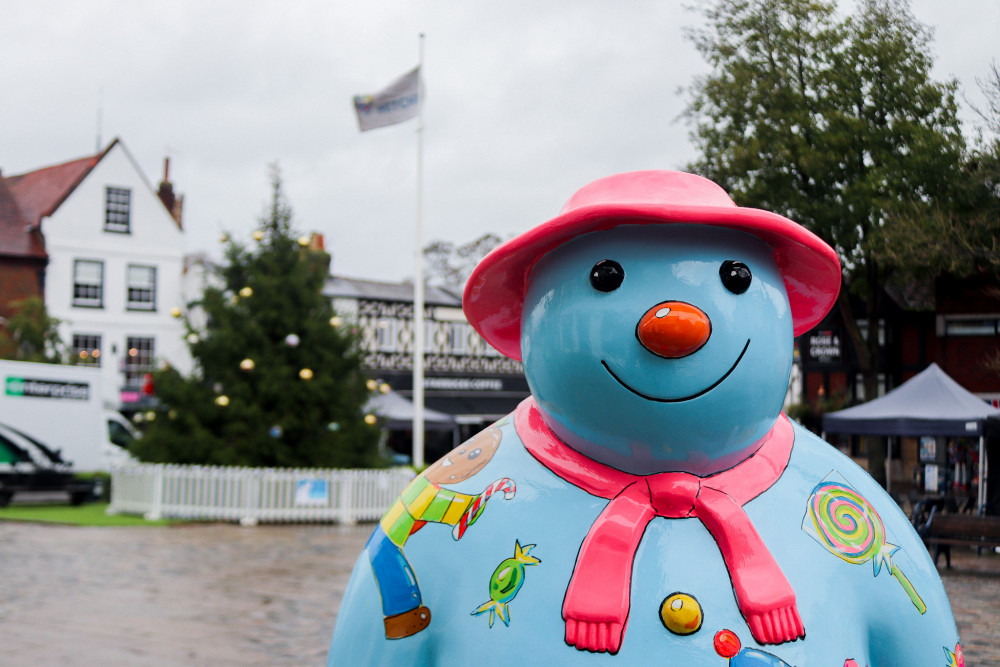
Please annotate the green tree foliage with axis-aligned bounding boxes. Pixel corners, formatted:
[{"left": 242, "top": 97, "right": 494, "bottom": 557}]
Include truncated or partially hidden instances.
[
  {"left": 877, "top": 158, "right": 1000, "bottom": 278},
  {"left": 0, "top": 297, "right": 66, "bottom": 363},
  {"left": 683, "top": 0, "right": 967, "bottom": 484},
  {"left": 134, "top": 168, "right": 381, "bottom": 468},
  {"left": 878, "top": 63, "right": 1000, "bottom": 278},
  {"left": 685, "top": 0, "right": 964, "bottom": 339}
]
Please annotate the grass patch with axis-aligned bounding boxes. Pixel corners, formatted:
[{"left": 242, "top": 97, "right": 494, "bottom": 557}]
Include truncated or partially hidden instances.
[{"left": 0, "top": 502, "right": 177, "bottom": 526}]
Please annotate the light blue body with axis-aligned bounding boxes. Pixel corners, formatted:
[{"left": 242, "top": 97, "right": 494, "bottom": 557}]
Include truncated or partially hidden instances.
[
  {"left": 328, "top": 225, "right": 959, "bottom": 665},
  {"left": 329, "top": 422, "right": 957, "bottom": 665}
]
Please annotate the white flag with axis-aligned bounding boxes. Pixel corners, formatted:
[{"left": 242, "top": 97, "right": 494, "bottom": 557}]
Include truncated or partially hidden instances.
[{"left": 353, "top": 67, "right": 422, "bottom": 132}]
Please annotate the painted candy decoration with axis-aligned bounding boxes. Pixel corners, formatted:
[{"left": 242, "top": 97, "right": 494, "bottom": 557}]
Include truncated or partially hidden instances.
[
  {"left": 659, "top": 592, "right": 703, "bottom": 636},
  {"left": 945, "top": 643, "right": 965, "bottom": 667},
  {"left": 714, "top": 629, "right": 793, "bottom": 666},
  {"left": 803, "top": 473, "right": 926, "bottom": 614},
  {"left": 472, "top": 540, "right": 540, "bottom": 627},
  {"left": 453, "top": 477, "right": 516, "bottom": 540}
]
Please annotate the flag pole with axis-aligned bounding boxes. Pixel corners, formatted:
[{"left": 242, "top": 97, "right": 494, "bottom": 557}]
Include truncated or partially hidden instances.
[{"left": 412, "top": 33, "right": 426, "bottom": 468}]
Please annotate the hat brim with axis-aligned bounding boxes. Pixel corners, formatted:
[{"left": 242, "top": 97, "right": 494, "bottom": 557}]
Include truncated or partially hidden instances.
[{"left": 463, "top": 201, "right": 841, "bottom": 361}]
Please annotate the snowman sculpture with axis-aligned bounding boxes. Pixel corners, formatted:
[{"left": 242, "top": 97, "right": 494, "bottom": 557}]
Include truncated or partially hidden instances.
[{"left": 329, "top": 171, "right": 962, "bottom": 666}]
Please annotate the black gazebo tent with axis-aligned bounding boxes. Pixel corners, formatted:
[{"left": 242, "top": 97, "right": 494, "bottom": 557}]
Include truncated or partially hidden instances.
[{"left": 822, "top": 363, "right": 999, "bottom": 509}]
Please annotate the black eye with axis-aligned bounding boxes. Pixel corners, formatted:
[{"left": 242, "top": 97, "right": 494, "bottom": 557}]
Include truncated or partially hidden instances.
[
  {"left": 720, "top": 260, "right": 752, "bottom": 294},
  {"left": 590, "top": 260, "right": 624, "bottom": 292}
]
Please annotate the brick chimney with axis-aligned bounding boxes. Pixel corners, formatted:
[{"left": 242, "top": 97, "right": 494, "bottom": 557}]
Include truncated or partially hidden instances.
[{"left": 157, "top": 157, "right": 184, "bottom": 229}]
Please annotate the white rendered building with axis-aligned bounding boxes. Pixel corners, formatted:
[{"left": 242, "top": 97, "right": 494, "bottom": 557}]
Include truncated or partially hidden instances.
[{"left": 2, "top": 139, "right": 191, "bottom": 409}]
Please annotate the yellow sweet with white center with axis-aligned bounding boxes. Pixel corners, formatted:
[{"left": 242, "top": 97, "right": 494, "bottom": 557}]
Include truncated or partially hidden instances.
[{"left": 659, "top": 593, "right": 702, "bottom": 636}]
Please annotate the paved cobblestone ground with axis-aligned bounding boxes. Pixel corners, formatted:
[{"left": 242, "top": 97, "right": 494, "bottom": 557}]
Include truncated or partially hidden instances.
[
  {"left": 0, "top": 522, "right": 369, "bottom": 666},
  {"left": 939, "top": 547, "right": 1000, "bottom": 666},
  {"left": 0, "top": 521, "right": 997, "bottom": 666}
]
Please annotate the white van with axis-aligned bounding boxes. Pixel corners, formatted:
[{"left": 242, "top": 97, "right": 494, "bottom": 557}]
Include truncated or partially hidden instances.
[
  {"left": 0, "top": 360, "right": 137, "bottom": 471},
  {"left": 104, "top": 410, "right": 139, "bottom": 467}
]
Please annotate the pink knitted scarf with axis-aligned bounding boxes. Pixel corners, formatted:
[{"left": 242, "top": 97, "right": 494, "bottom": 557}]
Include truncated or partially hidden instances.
[{"left": 515, "top": 398, "right": 804, "bottom": 654}]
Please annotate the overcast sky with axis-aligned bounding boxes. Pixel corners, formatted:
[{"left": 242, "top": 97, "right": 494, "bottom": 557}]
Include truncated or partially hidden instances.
[{"left": 2, "top": 1, "right": 997, "bottom": 284}]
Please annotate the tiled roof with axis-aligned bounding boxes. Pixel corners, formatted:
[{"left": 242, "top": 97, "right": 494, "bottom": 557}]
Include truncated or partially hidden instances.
[
  {"left": 3, "top": 141, "right": 112, "bottom": 226},
  {"left": 0, "top": 177, "right": 46, "bottom": 259}
]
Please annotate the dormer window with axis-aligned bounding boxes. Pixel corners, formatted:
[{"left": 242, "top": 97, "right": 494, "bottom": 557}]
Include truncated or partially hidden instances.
[{"left": 105, "top": 186, "right": 131, "bottom": 233}]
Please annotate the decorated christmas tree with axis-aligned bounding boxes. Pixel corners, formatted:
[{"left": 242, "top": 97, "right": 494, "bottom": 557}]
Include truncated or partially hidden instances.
[{"left": 135, "top": 168, "right": 381, "bottom": 467}]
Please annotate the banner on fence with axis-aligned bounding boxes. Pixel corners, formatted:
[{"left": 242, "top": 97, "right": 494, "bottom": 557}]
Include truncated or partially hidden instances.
[{"left": 295, "top": 479, "right": 330, "bottom": 507}]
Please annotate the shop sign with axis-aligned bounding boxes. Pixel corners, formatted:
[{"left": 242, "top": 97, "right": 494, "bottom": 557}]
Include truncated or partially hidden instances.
[
  {"left": 807, "top": 330, "right": 841, "bottom": 364},
  {"left": 424, "top": 377, "right": 504, "bottom": 392}
]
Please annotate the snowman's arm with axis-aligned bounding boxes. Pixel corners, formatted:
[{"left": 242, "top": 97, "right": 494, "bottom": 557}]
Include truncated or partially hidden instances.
[{"left": 329, "top": 552, "right": 432, "bottom": 666}]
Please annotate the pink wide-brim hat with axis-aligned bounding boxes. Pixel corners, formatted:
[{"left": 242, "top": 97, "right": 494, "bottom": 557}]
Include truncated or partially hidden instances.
[{"left": 463, "top": 170, "right": 842, "bottom": 361}]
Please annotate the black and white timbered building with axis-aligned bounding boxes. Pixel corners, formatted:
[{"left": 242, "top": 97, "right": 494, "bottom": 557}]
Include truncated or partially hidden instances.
[{"left": 324, "top": 275, "right": 530, "bottom": 459}]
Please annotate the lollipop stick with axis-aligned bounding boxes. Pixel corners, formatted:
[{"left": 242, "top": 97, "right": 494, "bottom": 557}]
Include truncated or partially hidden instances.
[{"left": 889, "top": 564, "right": 926, "bottom": 614}]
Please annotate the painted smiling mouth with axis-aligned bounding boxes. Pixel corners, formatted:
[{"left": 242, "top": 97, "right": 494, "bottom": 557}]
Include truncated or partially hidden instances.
[{"left": 601, "top": 339, "right": 751, "bottom": 403}]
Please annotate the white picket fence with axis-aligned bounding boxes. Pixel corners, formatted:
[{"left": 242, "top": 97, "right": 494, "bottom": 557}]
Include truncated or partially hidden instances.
[{"left": 108, "top": 463, "right": 415, "bottom": 526}]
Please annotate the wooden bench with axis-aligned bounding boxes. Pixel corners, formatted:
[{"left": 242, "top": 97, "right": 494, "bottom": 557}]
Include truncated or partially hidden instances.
[{"left": 917, "top": 507, "right": 1000, "bottom": 568}]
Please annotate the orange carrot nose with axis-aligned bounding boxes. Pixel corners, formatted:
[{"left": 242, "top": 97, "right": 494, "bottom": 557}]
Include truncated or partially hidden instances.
[{"left": 636, "top": 301, "right": 711, "bottom": 358}]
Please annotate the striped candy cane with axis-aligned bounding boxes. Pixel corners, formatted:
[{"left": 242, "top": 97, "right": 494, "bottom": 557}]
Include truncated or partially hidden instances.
[{"left": 453, "top": 477, "right": 516, "bottom": 541}]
